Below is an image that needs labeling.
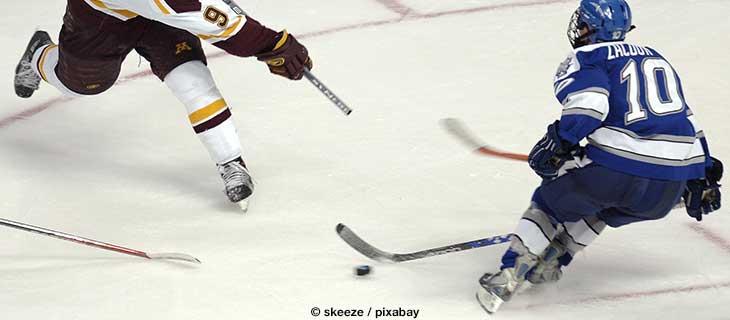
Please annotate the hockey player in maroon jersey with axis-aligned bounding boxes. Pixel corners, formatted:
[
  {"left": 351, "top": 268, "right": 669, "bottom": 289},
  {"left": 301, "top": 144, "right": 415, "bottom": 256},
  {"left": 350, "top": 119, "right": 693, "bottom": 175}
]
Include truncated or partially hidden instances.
[{"left": 14, "top": 0, "right": 313, "bottom": 211}]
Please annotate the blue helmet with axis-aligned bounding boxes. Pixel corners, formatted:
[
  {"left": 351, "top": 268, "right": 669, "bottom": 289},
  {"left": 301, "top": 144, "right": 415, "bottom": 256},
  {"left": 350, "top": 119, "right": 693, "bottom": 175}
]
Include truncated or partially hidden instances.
[{"left": 568, "top": 0, "right": 634, "bottom": 48}]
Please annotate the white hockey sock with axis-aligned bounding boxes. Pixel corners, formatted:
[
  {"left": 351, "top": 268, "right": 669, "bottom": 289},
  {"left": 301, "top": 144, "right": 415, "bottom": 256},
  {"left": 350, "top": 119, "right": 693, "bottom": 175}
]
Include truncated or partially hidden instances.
[
  {"left": 31, "top": 44, "right": 83, "bottom": 97},
  {"left": 513, "top": 203, "right": 559, "bottom": 256},
  {"left": 165, "top": 61, "right": 242, "bottom": 164},
  {"left": 557, "top": 217, "right": 606, "bottom": 255}
]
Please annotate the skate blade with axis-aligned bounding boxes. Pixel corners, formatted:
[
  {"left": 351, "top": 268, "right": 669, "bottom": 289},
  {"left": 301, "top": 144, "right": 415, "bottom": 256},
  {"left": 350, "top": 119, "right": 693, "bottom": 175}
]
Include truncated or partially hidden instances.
[
  {"left": 237, "top": 199, "right": 249, "bottom": 213},
  {"left": 476, "top": 287, "right": 504, "bottom": 314}
]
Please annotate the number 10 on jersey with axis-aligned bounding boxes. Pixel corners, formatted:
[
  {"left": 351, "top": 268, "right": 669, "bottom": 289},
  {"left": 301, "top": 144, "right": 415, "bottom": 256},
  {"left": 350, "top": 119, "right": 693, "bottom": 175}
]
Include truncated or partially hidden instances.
[{"left": 621, "top": 57, "right": 685, "bottom": 124}]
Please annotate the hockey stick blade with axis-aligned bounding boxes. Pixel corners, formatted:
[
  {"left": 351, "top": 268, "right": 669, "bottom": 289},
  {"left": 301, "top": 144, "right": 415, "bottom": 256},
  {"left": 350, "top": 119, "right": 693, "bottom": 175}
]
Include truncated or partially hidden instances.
[
  {"left": 336, "top": 223, "right": 512, "bottom": 263},
  {"left": 0, "top": 218, "right": 201, "bottom": 264},
  {"left": 146, "top": 253, "right": 202, "bottom": 264},
  {"left": 440, "top": 118, "right": 528, "bottom": 161},
  {"left": 336, "top": 223, "right": 396, "bottom": 263}
]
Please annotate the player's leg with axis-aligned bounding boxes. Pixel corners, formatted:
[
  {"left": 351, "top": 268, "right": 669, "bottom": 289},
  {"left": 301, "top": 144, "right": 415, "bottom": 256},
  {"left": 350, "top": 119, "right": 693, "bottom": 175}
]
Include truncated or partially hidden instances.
[
  {"left": 164, "top": 61, "right": 253, "bottom": 207},
  {"left": 477, "top": 165, "right": 685, "bottom": 313},
  {"left": 14, "top": 31, "right": 54, "bottom": 98},
  {"left": 476, "top": 199, "right": 566, "bottom": 313},
  {"left": 527, "top": 216, "right": 606, "bottom": 284},
  {"left": 135, "top": 21, "right": 252, "bottom": 208},
  {"left": 16, "top": 31, "right": 97, "bottom": 98},
  {"left": 16, "top": 1, "right": 135, "bottom": 98}
]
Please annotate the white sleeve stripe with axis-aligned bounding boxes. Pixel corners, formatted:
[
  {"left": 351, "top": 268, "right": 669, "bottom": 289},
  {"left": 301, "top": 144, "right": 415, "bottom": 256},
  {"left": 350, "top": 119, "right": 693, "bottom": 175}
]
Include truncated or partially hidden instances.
[
  {"left": 687, "top": 114, "right": 703, "bottom": 134},
  {"left": 561, "top": 90, "right": 610, "bottom": 122},
  {"left": 561, "top": 87, "right": 610, "bottom": 105},
  {"left": 554, "top": 78, "right": 575, "bottom": 95},
  {"left": 562, "top": 108, "right": 604, "bottom": 120}
]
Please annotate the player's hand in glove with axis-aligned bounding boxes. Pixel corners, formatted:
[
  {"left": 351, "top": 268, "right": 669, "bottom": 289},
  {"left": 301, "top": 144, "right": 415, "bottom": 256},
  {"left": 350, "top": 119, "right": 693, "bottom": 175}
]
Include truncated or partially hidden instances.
[
  {"left": 528, "top": 120, "right": 578, "bottom": 179},
  {"left": 255, "top": 30, "right": 312, "bottom": 80},
  {"left": 684, "top": 157, "right": 723, "bottom": 221}
]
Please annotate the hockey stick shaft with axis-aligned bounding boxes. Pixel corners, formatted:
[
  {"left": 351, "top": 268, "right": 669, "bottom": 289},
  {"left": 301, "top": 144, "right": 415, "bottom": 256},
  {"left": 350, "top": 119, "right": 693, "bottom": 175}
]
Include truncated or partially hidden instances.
[
  {"left": 303, "top": 69, "right": 353, "bottom": 116},
  {"left": 0, "top": 218, "right": 200, "bottom": 264},
  {"left": 223, "top": 4, "right": 352, "bottom": 116},
  {"left": 441, "top": 118, "right": 527, "bottom": 161},
  {"left": 388, "top": 234, "right": 513, "bottom": 262},
  {"left": 336, "top": 223, "right": 511, "bottom": 263}
]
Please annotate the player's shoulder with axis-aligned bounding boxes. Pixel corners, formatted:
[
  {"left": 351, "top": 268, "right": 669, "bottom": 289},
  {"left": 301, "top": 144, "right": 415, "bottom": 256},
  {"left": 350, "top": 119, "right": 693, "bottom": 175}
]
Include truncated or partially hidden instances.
[{"left": 554, "top": 41, "right": 668, "bottom": 82}]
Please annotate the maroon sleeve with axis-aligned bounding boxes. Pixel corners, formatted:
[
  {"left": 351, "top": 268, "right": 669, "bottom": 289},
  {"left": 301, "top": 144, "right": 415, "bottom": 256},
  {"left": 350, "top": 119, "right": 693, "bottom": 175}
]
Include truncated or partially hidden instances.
[
  {"left": 213, "top": 17, "right": 279, "bottom": 57},
  {"left": 164, "top": 0, "right": 201, "bottom": 13}
]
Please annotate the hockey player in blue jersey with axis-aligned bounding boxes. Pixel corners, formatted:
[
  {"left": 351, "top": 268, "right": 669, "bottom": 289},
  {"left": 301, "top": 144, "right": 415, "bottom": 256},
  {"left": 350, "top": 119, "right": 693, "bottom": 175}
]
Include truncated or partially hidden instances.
[{"left": 476, "top": 0, "right": 723, "bottom": 314}]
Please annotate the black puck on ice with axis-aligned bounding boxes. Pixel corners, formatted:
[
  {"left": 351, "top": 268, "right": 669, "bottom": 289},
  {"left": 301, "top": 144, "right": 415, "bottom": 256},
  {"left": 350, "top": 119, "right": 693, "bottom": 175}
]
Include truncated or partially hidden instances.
[{"left": 355, "top": 265, "right": 371, "bottom": 276}]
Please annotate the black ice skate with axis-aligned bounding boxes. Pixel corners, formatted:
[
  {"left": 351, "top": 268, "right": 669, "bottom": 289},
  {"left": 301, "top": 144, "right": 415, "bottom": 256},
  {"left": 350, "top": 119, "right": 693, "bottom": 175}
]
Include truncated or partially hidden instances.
[
  {"left": 15, "top": 31, "right": 53, "bottom": 98},
  {"left": 217, "top": 157, "right": 254, "bottom": 212}
]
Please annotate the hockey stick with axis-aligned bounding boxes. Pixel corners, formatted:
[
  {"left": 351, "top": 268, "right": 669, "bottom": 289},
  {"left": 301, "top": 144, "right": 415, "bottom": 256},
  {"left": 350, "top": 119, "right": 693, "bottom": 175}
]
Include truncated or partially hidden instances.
[
  {"left": 0, "top": 218, "right": 201, "bottom": 264},
  {"left": 441, "top": 118, "right": 690, "bottom": 209},
  {"left": 336, "top": 223, "right": 512, "bottom": 263},
  {"left": 303, "top": 69, "right": 353, "bottom": 116},
  {"left": 222, "top": 2, "right": 353, "bottom": 116},
  {"left": 440, "top": 118, "right": 528, "bottom": 161}
]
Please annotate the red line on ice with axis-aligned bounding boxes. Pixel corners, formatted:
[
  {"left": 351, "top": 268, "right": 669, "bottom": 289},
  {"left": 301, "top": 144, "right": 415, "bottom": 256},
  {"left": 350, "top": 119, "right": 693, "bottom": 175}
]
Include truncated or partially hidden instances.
[
  {"left": 0, "top": 96, "right": 73, "bottom": 129},
  {"left": 373, "top": 0, "right": 415, "bottom": 17},
  {"left": 1, "top": 0, "right": 570, "bottom": 129},
  {"left": 523, "top": 223, "right": 730, "bottom": 309},
  {"left": 526, "top": 281, "right": 730, "bottom": 309},
  {"left": 686, "top": 223, "right": 730, "bottom": 254}
]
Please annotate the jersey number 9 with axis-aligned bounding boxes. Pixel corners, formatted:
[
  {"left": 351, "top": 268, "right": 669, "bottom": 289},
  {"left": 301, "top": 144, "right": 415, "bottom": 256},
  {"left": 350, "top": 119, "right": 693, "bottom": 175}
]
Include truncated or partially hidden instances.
[{"left": 204, "top": 6, "right": 229, "bottom": 27}]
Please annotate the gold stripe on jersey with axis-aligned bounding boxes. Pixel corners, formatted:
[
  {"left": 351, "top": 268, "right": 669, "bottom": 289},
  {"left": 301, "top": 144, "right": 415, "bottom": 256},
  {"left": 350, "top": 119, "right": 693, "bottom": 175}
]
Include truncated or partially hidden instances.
[
  {"left": 37, "top": 45, "right": 58, "bottom": 82},
  {"left": 153, "top": 0, "right": 172, "bottom": 15},
  {"left": 88, "top": 0, "right": 138, "bottom": 19},
  {"left": 189, "top": 99, "right": 228, "bottom": 125},
  {"left": 198, "top": 16, "right": 244, "bottom": 41}
]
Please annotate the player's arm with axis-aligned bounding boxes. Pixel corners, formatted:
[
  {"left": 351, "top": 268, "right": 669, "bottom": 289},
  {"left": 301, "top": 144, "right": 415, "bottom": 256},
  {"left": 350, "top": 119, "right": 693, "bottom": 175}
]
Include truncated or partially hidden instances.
[
  {"left": 553, "top": 66, "right": 610, "bottom": 145},
  {"left": 687, "top": 108, "right": 715, "bottom": 168},
  {"left": 684, "top": 107, "right": 723, "bottom": 220},
  {"left": 528, "top": 55, "right": 609, "bottom": 179},
  {"left": 99, "top": 0, "right": 311, "bottom": 79}
]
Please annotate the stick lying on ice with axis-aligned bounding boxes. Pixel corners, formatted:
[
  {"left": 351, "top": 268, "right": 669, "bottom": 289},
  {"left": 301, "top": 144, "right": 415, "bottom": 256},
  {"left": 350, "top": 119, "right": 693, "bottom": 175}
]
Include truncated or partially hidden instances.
[{"left": 0, "top": 218, "right": 201, "bottom": 264}]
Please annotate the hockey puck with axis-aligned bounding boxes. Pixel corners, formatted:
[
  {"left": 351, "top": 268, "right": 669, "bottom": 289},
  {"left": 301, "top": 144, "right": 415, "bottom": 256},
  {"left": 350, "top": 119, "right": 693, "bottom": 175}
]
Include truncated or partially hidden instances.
[{"left": 355, "top": 265, "right": 371, "bottom": 276}]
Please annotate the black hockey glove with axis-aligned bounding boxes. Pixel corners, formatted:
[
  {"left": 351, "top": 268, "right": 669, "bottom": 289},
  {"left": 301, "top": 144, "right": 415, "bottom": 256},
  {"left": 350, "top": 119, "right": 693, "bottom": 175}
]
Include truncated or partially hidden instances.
[
  {"left": 684, "top": 157, "right": 723, "bottom": 221},
  {"left": 528, "top": 120, "right": 578, "bottom": 179}
]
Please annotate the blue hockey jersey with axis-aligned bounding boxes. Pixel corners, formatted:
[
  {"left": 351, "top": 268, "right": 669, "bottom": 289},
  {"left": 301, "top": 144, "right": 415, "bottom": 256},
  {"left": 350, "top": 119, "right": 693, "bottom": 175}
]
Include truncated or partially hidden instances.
[{"left": 553, "top": 41, "right": 709, "bottom": 181}]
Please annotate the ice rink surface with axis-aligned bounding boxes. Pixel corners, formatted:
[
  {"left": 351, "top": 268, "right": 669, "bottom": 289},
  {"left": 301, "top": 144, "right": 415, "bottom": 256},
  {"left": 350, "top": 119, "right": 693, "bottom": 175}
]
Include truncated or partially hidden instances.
[{"left": 1, "top": 0, "right": 729, "bottom": 319}]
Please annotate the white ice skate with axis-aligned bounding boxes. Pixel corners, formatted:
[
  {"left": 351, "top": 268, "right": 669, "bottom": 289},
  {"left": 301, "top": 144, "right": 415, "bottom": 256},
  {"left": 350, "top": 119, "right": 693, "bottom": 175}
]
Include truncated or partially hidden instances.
[
  {"left": 527, "top": 240, "right": 568, "bottom": 284},
  {"left": 217, "top": 157, "right": 254, "bottom": 212},
  {"left": 476, "top": 268, "right": 521, "bottom": 314}
]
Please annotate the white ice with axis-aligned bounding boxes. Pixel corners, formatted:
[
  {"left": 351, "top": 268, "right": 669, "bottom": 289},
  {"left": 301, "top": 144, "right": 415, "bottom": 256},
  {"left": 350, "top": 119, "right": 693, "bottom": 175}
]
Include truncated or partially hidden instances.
[{"left": 1, "top": 0, "right": 729, "bottom": 319}]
